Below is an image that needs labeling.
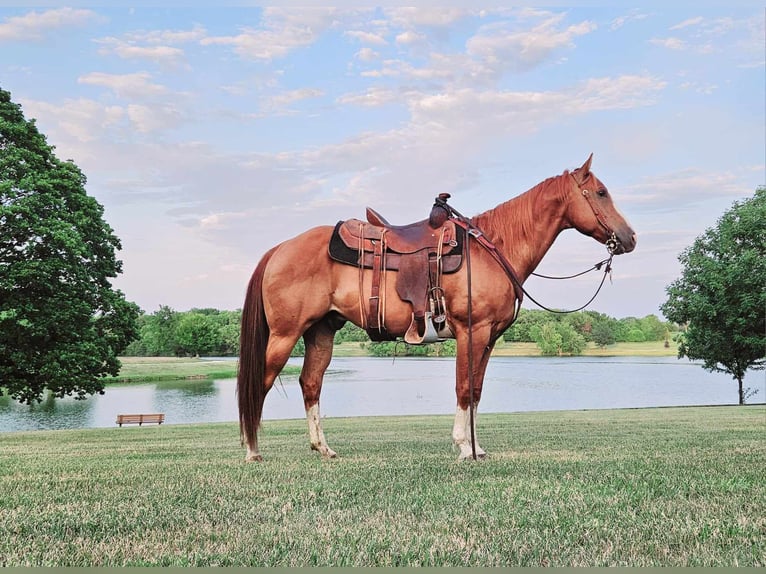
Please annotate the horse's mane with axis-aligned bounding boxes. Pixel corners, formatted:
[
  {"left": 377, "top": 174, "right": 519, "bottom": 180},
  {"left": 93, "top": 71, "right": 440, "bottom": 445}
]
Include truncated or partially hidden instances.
[{"left": 472, "top": 171, "right": 570, "bottom": 250}]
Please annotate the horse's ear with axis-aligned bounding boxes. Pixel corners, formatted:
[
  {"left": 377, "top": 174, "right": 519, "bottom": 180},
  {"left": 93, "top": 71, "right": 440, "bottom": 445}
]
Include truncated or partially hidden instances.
[{"left": 575, "top": 153, "right": 593, "bottom": 184}]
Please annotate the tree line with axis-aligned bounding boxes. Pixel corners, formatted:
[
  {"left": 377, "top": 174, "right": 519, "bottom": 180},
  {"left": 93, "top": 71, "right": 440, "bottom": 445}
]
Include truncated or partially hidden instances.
[{"left": 123, "top": 306, "right": 678, "bottom": 358}]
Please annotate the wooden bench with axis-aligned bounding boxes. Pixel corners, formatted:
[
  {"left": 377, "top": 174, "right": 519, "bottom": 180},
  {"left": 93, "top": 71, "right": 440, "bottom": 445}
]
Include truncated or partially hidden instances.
[{"left": 116, "top": 413, "right": 165, "bottom": 427}]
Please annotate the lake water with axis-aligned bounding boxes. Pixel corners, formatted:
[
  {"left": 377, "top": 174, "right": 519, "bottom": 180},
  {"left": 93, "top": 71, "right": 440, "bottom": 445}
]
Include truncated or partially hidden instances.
[{"left": 1, "top": 356, "right": 763, "bottom": 433}]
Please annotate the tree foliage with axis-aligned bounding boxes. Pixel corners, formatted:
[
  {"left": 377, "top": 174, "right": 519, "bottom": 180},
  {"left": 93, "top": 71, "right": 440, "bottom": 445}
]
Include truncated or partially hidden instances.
[
  {"left": 661, "top": 188, "right": 766, "bottom": 404},
  {"left": 125, "top": 306, "right": 242, "bottom": 357},
  {"left": 530, "top": 321, "right": 587, "bottom": 356},
  {"left": 0, "top": 87, "right": 139, "bottom": 404},
  {"left": 502, "top": 309, "right": 676, "bottom": 352}
]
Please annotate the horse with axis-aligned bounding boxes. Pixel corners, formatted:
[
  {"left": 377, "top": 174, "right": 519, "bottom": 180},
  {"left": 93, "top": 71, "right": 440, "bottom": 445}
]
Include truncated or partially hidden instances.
[{"left": 237, "top": 154, "right": 636, "bottom": 461}]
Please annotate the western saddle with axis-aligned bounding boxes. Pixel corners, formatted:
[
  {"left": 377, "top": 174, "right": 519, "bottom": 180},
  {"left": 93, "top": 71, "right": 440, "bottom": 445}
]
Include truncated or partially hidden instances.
[{"left": 328, "top": 194, "right": 463, "bottom": 344}]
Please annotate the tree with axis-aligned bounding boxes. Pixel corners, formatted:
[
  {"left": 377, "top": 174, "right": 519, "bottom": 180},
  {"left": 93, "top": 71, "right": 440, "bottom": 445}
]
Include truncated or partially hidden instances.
[
  {"left": 139, "top": 305, "right": 180, "bottom": 356},
  {"left": 590, "top": 320, "right": 617, "bottom": 348},
  {"left": 175, "top": 312, "right": 219, "bottom": 357},
  {"left": 530, "top": 321, "right": 586, "bottom": 356},
  {"left": 0, "top": 87, "right": 139, "bottom": 404},
  {"left": 661, "top": 188, "right": 766, "bottom": 404}
]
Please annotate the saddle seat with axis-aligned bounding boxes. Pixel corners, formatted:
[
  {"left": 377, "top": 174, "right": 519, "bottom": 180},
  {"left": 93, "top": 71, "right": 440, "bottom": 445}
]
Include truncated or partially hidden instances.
[{"left": 336, "top": 210, "right": 457, "bottom": 256}]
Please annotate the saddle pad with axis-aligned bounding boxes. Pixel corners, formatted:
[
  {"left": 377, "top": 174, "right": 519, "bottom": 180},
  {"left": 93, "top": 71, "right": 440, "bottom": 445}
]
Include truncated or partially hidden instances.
[{"left": 328, "top": 220, "right": 464, "bottom": 274}]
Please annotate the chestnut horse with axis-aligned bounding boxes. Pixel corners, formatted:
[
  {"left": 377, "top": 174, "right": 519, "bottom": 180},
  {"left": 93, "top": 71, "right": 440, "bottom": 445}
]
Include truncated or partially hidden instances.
[{"left": 238, "top": 155, "right": 636, "bottom": 461}]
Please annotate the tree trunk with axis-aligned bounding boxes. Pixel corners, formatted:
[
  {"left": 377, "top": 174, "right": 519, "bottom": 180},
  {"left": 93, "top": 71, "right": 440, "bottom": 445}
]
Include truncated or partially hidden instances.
[{"left": 737, "top": 375, "right": 745, "bottom": 405}]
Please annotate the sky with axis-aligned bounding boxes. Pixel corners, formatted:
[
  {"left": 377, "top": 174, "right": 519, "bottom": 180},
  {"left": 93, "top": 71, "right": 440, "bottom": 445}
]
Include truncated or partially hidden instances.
[{"left": 1, "top": 4, "right": 763, "bottom": 320}]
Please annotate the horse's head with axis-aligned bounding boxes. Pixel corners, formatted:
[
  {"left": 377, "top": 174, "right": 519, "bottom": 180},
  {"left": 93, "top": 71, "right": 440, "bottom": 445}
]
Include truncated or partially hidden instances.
[{"left": 565, "top": 154, "right": 636, "bottom": 255}]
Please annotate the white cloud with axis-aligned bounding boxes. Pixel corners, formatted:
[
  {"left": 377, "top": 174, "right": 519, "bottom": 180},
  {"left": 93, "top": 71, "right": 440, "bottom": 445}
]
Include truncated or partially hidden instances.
[
  {"left": 621, "top": 168, "right": 751, "bottom": 212},
  {"left": 466, "top": 13, "right": 597, "bottom": 72},
  {"left": 78, "top": 72, "right": 169, "bottom": 100},
  {"left": 21, "top": 97, "right": 124, "bottom": 144},
  {"left": 0, "top": 7, "right": 100, "bottom": 42},
  {"left": 104, "top": 43, "right": 185, "bottom": 66},
  {"left": 383, "top": 8, "right": 471, "bottom": 29},
  {"left": 395, "top": 30, "right": 426, "bottom": 46},
  {"left": 610, "top": 10, "right": 650, "bottom": 31},
  {"left": 354, "top": 47, "right": 379, "bottom": 62},
  {"left": 670, "top": 16, "right": 704, "bottom": 30},
  {"left": 650, "top": 37, "right": 686, "bottom": 50},
  {"left": 126, "top": 103, "right": 184, "bottom": 133},
  {"left": 337, "top": 87, "right": 402, "bottom": 107},
  {"left": 123, "top": 24, "right": 207, "bottom": 45},
  {"left": 201, "top": 7, "right": 343, "bottom": 61},
  {"left": 345, "top": 29, "right": 387, "bottom": 45}
]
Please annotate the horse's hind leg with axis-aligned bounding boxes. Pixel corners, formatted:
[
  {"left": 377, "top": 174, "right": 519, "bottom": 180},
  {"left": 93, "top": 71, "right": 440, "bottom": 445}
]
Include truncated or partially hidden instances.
[
  {"left": 245, "top": 333, "right": 299, "bottom": 462},
  {"left": 300, "top": 316, "right": 340, "bottom": 458}
]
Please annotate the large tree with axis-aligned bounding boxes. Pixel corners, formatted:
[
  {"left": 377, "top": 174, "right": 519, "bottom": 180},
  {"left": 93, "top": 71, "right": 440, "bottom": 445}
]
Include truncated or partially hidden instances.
[
  {"left": 0, "top": 87, "right": 139, "bottom": 404},
  {"left": 661, "top": 187, "right": 765, "bottom": 404}
]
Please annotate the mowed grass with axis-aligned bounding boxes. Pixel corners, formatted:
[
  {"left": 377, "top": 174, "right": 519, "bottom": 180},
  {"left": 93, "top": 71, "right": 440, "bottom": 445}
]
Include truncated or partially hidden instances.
[{"left": 1, "top": 406, "right": 764, "bottom": 566}]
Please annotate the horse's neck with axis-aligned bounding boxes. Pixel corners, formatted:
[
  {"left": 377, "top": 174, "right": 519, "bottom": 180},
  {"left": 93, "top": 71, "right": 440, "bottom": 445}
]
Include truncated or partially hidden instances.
[{"left": 473, "top": 176, "right": 569, "bottom": 281}]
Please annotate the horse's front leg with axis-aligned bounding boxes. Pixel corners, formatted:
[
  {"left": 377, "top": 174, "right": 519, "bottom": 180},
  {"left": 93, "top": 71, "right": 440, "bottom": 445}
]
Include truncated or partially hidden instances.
[
  {"left": 300, "top": 319, "right": 339, "bottom": 458},
  {"left": 452, "top": 325, "right": 495, "bottom": 461}
]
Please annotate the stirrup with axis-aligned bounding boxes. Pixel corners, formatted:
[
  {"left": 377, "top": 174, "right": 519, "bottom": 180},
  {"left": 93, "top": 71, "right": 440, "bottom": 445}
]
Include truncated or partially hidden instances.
[{"left": 404, "top": 311, "right": 442, "bottom": 345}]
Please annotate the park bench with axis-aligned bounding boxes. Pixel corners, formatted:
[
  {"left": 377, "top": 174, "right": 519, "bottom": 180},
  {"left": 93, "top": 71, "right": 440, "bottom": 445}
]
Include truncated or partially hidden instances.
[{"left": 116, "top": 413, "right": 165, "bottom": 427}]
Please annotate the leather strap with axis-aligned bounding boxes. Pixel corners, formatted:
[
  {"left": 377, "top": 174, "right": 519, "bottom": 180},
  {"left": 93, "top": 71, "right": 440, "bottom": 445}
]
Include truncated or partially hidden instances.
[
  {"left": 368, "top": 231, "right": 386, "bottom": 337},
  {"left": 451, "top": 218, "right": 525, "bottom": 315}
]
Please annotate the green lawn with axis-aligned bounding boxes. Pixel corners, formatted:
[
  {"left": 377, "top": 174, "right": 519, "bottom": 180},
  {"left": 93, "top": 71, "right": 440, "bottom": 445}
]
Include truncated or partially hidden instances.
[{"left": 1, "top": 406, "right": 764, "bottom": 566}]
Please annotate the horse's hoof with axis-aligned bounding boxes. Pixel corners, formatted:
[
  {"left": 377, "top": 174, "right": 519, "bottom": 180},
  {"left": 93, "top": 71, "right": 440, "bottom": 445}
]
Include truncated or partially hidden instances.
[{"left": 245, "top": 454, "right": 264, "bottom": 462}]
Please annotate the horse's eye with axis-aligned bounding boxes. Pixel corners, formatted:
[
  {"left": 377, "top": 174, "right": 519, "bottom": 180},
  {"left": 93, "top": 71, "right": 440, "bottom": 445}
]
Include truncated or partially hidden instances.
[{"left": 597, "top": 189, "right": 608, "bottom": 198}]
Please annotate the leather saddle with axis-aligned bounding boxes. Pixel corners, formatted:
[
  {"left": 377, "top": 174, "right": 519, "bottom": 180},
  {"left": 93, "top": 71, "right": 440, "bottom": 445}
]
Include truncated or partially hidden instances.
[{"left": 328, "top": 199, "right": 463, "bottom": 344}]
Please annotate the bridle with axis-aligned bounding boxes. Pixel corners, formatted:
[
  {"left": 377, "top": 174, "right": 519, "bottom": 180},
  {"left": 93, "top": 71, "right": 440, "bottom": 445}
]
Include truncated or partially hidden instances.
[{"left": 570, "top": 170, "right": 621, "bottom": 256}]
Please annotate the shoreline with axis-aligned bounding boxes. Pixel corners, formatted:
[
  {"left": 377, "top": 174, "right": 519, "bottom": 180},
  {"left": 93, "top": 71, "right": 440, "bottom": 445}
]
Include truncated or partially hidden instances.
[{"left": 111, "top": 341, "right": 678, "bottom": 383}]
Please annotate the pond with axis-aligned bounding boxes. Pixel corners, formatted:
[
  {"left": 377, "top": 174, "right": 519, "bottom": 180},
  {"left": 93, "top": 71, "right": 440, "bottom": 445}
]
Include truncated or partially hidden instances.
[{"left": 0, "top": 356, "right": 761, "bottom": 433}]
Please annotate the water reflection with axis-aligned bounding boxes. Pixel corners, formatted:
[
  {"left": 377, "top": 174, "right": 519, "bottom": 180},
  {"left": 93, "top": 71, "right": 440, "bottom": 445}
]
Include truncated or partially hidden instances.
[{"left": 1, "top": 356, "right": 760, "bottom": 433}]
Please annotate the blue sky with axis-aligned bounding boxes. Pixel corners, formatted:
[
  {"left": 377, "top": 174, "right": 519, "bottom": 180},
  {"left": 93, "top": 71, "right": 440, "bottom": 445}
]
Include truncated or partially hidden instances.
[{"left": 2, "top": 5, "right": 763, "bottom": 319}]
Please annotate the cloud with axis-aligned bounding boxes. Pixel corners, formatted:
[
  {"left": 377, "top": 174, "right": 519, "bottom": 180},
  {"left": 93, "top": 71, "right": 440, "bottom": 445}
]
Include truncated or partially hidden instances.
[
  {"left": 620, "top": 168, "right": 752, "bottom": 213},
  {"left": 78, "top": 72, "right": 169, "bottom": 100},
  {"left": 354, "top": 47, "right": 379, "bottom": 62},
  {"left": 650, "top": 37, "right": 686, "bottom": 50},
  {"left": 96, "top": 39, "right": 186, "bottom": 66},
  {"left": 95, "top": 24, "right": 206, "bottom": 66},
  {"left": 670, "top": 16, "right": 704, "bottom": 30},
  {"left": 344, "top": 29, "right": 387, "bottom": 45},
  {"left": 126, "top": 103, "right": 184, "bottom": 133},
  {"left": 383, "top": 8, "right": 472, "bottom": 29},
  {"left": 201, "top": 7, "right": 344, "bottom": 60},
  {"left": 21, "top": 97, "right": 124, "bottom": 144},
  {"left": 466, "top": 13, "right": 597, "bottom": 72},
  {"left": 610, "top": 10, "right": 650, "bottom": 31},
  {"left": 0, "top": 7, "right": 100, "bottom": 42},
  {"left": 250, "top": 88, "right": 325, "bottom": 116},
  {"left": 654, "top": 14, "right": 763, "bottom": 58}
]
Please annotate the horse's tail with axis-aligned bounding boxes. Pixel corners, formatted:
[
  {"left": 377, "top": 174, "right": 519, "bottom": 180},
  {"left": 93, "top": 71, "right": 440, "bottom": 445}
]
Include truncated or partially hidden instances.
[{"left": 237, "top": 246, "right": 278, "bottom": 448}]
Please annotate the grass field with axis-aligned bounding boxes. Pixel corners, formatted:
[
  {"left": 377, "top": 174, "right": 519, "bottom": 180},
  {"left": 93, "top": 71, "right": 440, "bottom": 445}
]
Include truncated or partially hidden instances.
[{"left": 1, "top": 406, "right": 763, "bottom": 566}]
